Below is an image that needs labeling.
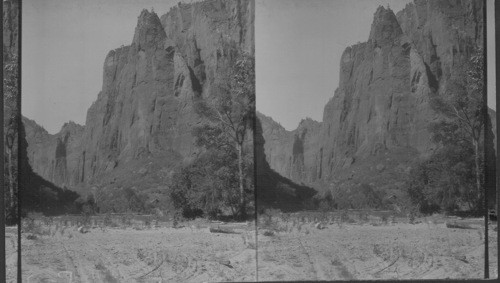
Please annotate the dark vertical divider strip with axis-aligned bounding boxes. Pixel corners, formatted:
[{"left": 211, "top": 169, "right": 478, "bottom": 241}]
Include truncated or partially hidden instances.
[
  {"left": 496, "top": 0, "right": 500, "bottom": 278},
  {"left": 1, "top": 0, "right": 6, "bottom": 282},
  {"left": 483, "top": 0, "right": 489, "bottom": 279},
  {"left": 252, "top": 1, "right": 259, "bottom": 278},
  {"left": 17, "top": 0, "right": 22, "bottom": 282}
]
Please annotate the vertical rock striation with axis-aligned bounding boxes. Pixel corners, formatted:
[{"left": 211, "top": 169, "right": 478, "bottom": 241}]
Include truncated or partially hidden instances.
[
  {"left": 23, "top": 0, "right": 255, "bottom": 191},
  {"left": 260, "top": 0, "right": 490, "bottom": 194}
]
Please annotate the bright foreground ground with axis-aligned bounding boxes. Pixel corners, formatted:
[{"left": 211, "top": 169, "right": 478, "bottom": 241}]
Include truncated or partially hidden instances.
[
  {"left": 13, "top": 216, "right": 499, "bottom": 282},
  {"left": 257, "top": 220, "right": 498, "bottom": 281},
  {"left": 5, "top": 226, "right": 18, "bottom": 282}
]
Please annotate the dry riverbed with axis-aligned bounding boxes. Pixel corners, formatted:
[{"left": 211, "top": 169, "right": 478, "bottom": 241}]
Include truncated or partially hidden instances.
[
  {"left": 257, "top": 217, "right": 498, "bottom": 281},
  {"left": 14, "top": 216, "right": 499, "bottom": 282}
]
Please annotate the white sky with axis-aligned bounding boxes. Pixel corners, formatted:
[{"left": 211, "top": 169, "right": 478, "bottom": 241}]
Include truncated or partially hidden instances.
[
  {"left": 22, "top": 0, "right": 496, "bottom": 133},
  {"left": 256, "top": 0, "right": 496, "bottom": 130},
  {"left": 22, "top": 0, "right": 180, "bottom": 134}
]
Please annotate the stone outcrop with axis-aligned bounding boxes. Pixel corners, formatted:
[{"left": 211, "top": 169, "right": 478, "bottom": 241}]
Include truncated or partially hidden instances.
[
  {"left": 257, "top": 113, "right": 321, "bottom": 185},
  {"left": 23, "top": 0, "right": 254, "bottom": 191},
  {"left": 23, "top": 117, "right": 85, "bottom": 188},
  {"left": 259, "top": 0, "right": 491, "bottom": 193},
  {"left": 255, "top": 116, "right": 317, "bottom": 212}
]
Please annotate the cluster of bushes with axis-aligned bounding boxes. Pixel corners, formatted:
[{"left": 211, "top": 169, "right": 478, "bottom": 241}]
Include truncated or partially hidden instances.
[
  {"left": 170, "top": 52, "right": 255, "bottom": 221},
  {"left": 169, "top": 147, "right": 254, "bottom": 220},
  {"left": 311, "top": 183, "right": 387, "bottom": 211},
  {"left": 74, "top": 186, "right": 172, "bottom": 215},
  {"left": 405, "top": 47, "right": 496, "bottom": 215}
]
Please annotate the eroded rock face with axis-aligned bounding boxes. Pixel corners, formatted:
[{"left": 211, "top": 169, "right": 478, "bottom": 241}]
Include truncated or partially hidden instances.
[
  {"left": 23, "top": 118, "right": 84, "bottom": 188},
  {"left": 257, "top": 113, "right": 321, "bottom": 185},
  {"left": 260, "top": 1, "right": 488, "bottom": 192},
  {"left": 23, "top": 0, "right": 254, "bottom": 190}
]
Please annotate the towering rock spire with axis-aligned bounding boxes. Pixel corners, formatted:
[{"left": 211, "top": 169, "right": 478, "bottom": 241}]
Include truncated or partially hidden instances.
[
  {"left": 369, "top": 6, "right": 402, "bottom": 46},
  {"left": 132, "top": 9, "right": 166, "bottom": 49}
]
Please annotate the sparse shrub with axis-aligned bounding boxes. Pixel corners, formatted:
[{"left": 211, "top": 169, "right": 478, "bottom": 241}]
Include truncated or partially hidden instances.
[
  {"left": 381, "top": 214, "right": 388, "bottom": 225},
  {"left": 358, "top": 211, "right": 368, "bottom": 222},
  {"left": 26, "top": 234, "right": 37, "bottom": 240},
  {"left": 173, "top": 213, "right": 179, "bottom": 228},
  {"left": 346, "top": 217, "right": 356, "bottom": 224},
  {"left": 181, "top": 207, "right": 204, "bottom": 219},
  {"left": 408, "top": 210, "right": 416, "bottom": 224},
  {"left": 79, "top": 213, "right": 92, "bottom": 227},
  {"left": 390, "top": 215, "right": 396, "bottom": 224},
  {"left": 476, "top": 229, "right": 484, "bottom": 240},
  {"left": 263, "top": 230, "right": 274, "bottom": 237},
  {"left": 103, "top": 213, "right": 113, "bottom": 227},
  {"left": 23, "top": 217, "right": 36, "bottom": 233},
  {"left": 144, "top": 218, "right": 151, "bottom": 228},
  {"left": 207, "top": 208, "right": 221, "bottom": 220},
  {"left": 121, "top": 213, "right": 132, "bottom": 226},
  {"left": 340, "top": 210, "right": 349, "bottom": 223},
  {"left": 22, "top": 216, "right": 46, "bottom": 236},
  {"left": 373, "top": 244, "right": 383, "bottom": 257},
  {"left": 53, "top": 223, "right": 60, "bottom": 236},
  {"left": 297, "top": 222, "right": 303, "bottom": 232},
  {"left": 261, "top": 213, "right": 273, "bottom": 228},
  {"left": 331, "top": 258, "right": 341, "bottom": 266},
  {"left": 60, "top": 226, "right": 66, "bottom": 236}
]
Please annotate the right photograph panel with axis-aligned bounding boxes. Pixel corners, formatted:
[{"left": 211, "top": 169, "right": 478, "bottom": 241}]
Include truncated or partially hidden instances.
[{"left": 255, "top": 0, "right": 497, "bottom": 280}]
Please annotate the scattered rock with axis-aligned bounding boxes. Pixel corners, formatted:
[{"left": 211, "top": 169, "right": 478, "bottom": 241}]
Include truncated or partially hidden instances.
[
  {"left": 210, "top": 227, "right": 238, "bottom": 234},
  {"left": 445, "top": 222, "right": 473, "bottom": 230},
  {"left": 78, "top": 226, "right": 89, "bottom": 233},
  {"left": 26, "top": 234, "right": 37, "bottom": 240},
  {"left": 218, "top": 260, "right": 233, "bottom": 268},
  {"left": 343, "top": 157, "right": 354, "bottom": 168},
  {"left": 455, "top": 255, "right": 468, "bottom": 263},
  {"left": 262, "top": 230, "right": 274, "bottom": 236}
]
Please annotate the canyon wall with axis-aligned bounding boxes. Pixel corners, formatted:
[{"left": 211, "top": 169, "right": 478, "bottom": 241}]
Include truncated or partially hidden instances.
[
  {"left": 23, "top": 0, "right": 255, "bottom": 191},
  {"left": 260, "top": 0, "right": 490, "bottom": 193}
]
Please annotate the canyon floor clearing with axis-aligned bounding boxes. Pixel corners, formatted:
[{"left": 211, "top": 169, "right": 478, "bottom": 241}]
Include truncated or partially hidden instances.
[{"left": 13, "top": 215, "right": 498, "bottom": 282}]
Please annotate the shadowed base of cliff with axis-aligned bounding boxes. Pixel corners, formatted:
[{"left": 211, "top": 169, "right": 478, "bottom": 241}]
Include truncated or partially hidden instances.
[
  {"left": 68, "top": 150, "right": 184, "bottom": 214},
  {"left": 255, "top": 117, "right": 317, "bottom": 212},
  {"left": 20, "top": 122, "right": 81, "bottom": 217},
  {"left": 310, "top": 146, "right": 421, "bottom": 210}
]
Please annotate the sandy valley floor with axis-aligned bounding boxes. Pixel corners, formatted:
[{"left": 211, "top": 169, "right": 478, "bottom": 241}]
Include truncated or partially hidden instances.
[
  {"left": 19, "top": 222, "right": 257, "bottom": 282},
  {"left": 9, "top": 216, "right": 499, "bottom": 282},
  {"left": 257, "top": 221, "right": 498, "bottom": 281}
]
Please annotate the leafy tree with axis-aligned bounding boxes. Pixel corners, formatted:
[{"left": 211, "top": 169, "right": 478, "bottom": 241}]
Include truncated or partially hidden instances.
[
  {"left": 423, "top": 47, "right": 486, "bottom": 211},
  {"left": 170, "top": 147, "right": 247, "bottom": 219},
  {"left": 407, "top": 143, "right": 478, "bottom": 213},
  {"left": 193, "top": 52, "right": 255, "bottom": 218}
]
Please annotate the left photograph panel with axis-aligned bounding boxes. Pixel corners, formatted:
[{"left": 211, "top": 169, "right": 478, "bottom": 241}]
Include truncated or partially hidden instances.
[{"left": 20, "top": 0, "right": 255, "bottom": 282}]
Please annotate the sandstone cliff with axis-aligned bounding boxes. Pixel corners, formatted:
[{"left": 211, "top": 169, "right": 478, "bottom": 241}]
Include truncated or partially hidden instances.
[
  {"left": 23, "top": 0, "right": 254, "bottom": 193},
  {"left": 259, "top": 0, "right": 491, "bottom": 196},
  {"left": 23, "top": 117, "right": 85, "bottom": 188}
]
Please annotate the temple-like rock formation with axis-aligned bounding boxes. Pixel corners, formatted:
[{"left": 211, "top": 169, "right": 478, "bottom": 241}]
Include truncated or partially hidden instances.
[
  {"left": 259, "top": 0, "right": 493, "bottom": 197},
  {"left": 23, "top": 0, "right": 254, "bottom": 192}
]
